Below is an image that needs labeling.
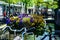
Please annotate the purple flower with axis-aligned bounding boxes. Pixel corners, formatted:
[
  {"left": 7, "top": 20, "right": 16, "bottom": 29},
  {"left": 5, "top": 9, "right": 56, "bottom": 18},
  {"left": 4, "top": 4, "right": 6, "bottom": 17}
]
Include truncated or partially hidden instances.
[
  {"left": 18, "top": 14, "right": 28, "bottom": 18},
  {"left": 30, "top": 18, "right": 34, "bottom": 22},
  {"left": 6, "top": 18, "right": 10, "bottom": 24}
]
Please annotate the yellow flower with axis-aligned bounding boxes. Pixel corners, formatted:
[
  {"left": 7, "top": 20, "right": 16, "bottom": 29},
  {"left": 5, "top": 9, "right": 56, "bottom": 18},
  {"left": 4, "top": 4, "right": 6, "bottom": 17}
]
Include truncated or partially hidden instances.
[
  {"left": 10, "top": 17, "right": 14, "bottom": 21},
  {"left": 14, "top": 16, "right": 18, "bottom": 20},
  {"left": 16, "top": 20, "right": 20, "bottom": 23},
  {"left": 31, "top": 23, "right": 35, "bottom": 26}
]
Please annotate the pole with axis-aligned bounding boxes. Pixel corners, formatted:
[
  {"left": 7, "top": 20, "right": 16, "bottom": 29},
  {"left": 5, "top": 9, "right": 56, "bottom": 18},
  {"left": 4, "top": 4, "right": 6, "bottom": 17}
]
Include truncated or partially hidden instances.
[
  {"left": 9, "top": 0, "right": 10, "bottom": 16},
  {"left": 49, "top": 27, "right": 52, "bottom": 40}
]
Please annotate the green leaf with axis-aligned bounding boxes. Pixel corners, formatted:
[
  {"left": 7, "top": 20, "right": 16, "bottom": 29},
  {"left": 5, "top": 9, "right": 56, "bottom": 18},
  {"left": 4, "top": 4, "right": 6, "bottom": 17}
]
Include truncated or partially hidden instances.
[
  {"left": 39, "top": 0, "right": 44, "bottom": 2},
  {"left": 1, "top": 0, "right": 20, "bottom": 4},
  {"left": 52, "top": 4, "right": 58, "bottom": 9}
]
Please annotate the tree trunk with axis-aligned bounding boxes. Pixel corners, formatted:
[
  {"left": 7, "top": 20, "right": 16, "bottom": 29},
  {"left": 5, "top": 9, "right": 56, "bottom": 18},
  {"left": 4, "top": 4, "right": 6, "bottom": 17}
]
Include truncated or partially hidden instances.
[{"left": 25, "top": 3, "right": 27, "bottom": 13}]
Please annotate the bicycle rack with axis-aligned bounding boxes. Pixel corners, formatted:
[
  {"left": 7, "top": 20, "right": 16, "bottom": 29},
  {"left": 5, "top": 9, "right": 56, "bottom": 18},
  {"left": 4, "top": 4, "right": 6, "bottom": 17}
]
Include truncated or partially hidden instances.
[{"left": 2, "top": 26, "right": 27, "bottom": 40}]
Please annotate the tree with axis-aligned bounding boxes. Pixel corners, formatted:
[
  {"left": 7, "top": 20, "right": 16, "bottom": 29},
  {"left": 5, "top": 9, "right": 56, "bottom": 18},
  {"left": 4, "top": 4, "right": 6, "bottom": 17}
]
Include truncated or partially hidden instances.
[
  {"left": 48, "top": 1, "right": 58, "bottom": 9},
  {"left": 1, "top": 0, "right": 20, "bottom": 4}
]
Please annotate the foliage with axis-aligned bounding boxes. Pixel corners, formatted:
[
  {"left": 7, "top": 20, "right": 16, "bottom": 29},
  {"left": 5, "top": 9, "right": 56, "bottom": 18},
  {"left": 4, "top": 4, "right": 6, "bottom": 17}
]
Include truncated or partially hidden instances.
[
  {"left": 0, "top": 0, "right": 58, "bottom": 9},
  {"left": 31, "top": 14, "right": 45, "bottom": 35},
  {"left": 1, "top": 0, "right": 20, "bottom": 4}
]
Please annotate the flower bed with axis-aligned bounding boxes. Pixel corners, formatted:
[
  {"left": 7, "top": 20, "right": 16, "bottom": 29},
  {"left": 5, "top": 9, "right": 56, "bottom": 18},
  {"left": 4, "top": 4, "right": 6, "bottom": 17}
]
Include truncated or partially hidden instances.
[{"left": 6, "top": 14, "right": 45, "bottom": 35}]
